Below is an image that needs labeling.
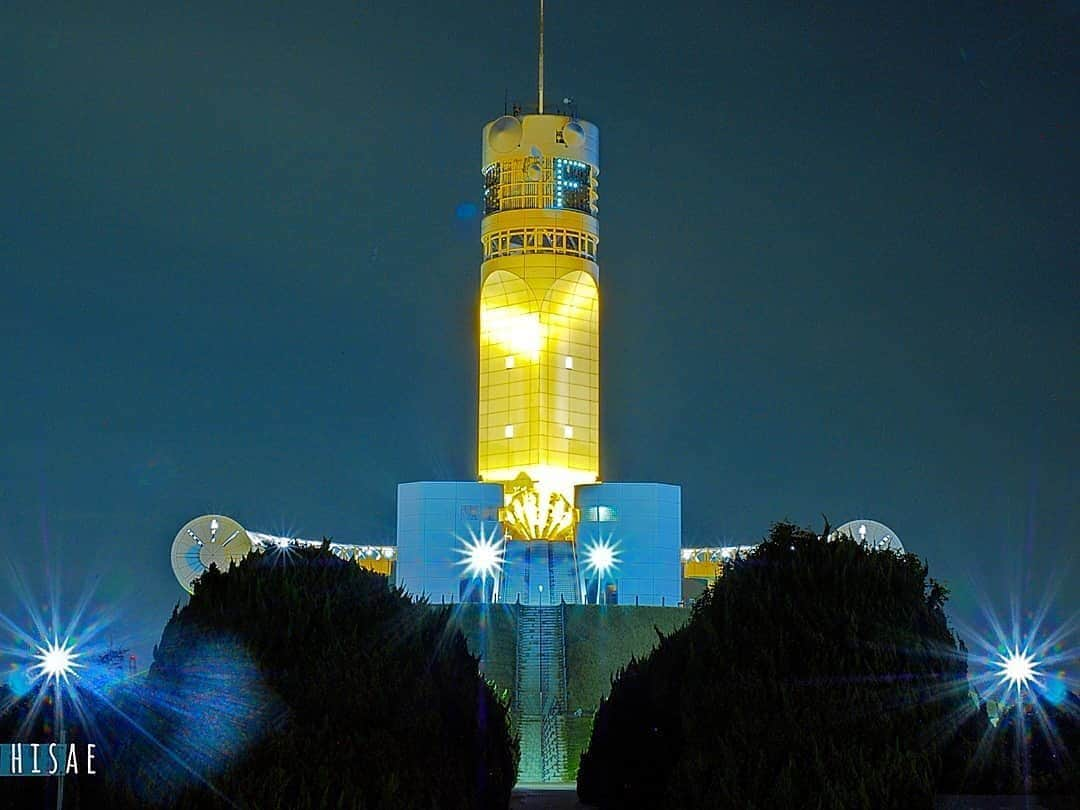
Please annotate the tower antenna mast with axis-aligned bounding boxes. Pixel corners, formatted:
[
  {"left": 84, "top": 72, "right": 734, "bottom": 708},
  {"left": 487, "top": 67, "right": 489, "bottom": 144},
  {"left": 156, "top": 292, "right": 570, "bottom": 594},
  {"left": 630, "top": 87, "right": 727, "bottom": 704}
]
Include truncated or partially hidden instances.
[{"left": 538, "top": 0, "right": 544, "bottom": 113}]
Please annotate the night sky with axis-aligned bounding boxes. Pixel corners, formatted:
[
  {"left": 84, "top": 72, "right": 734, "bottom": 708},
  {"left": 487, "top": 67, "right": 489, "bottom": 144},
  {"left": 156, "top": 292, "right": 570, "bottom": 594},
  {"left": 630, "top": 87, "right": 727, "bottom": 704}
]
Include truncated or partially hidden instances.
[{"left": 2, "top": 2, "right": 1077, "bottom": 670}]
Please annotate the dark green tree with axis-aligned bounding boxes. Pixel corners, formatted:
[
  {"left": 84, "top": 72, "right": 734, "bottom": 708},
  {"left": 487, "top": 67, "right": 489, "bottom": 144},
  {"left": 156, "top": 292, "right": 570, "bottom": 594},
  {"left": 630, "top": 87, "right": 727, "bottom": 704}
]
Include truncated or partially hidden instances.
[
  {"left": 0, "top": 543, "right": 517, "bottom": 809},
  {"left": 577, "top": 522, "right": 976, "bottom": 809}
]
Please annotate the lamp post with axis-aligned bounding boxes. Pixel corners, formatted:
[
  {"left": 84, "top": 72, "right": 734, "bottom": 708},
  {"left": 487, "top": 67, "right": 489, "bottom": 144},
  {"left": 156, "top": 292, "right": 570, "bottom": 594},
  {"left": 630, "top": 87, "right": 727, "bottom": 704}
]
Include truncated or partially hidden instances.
[
  {"left": 33, "top": 638, "right": 80, "bottom": 810},
  {"left": 56, "top": 727, "right": 66, "bottom": 810}
]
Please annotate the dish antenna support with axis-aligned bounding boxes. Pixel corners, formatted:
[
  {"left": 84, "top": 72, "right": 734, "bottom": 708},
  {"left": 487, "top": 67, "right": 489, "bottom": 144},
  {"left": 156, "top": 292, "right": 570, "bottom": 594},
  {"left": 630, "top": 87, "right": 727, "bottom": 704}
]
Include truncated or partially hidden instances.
[{"left": 830, "top": 519, "right": 906, "bottom": 554}]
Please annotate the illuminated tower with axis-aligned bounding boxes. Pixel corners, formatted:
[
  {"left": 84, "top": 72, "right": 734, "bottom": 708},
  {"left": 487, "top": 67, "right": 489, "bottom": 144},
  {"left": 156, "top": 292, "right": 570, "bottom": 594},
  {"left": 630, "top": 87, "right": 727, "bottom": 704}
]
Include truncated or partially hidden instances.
[
  {"left": 395, "top": 5, "right": 681, "bottom": 609},
  {"left": 168, "top": 7, "right": 685, "bottom": 613},
  {"left": 478, "top": 112, "right": 600, "bottom": 541}
]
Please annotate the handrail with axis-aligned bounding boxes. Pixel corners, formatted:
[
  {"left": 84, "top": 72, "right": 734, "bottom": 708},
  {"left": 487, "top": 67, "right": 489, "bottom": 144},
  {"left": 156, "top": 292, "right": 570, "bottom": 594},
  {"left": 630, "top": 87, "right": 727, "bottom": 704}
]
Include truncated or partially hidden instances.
[
  {"left": 540, "top": 700, "right": 563, "bottom": 780},
  {"left": 559, "top": 602, "right": 569, "bottom": 711},
  {"left": 512, "top": 603, "right": 520, "bottom": 715}
]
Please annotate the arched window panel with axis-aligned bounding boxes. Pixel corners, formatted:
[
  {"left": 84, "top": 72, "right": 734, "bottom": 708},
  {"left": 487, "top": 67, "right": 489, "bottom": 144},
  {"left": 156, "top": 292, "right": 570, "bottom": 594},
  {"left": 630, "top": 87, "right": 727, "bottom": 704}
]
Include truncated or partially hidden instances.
[
  {"left": 540, "top": 271, "right": 599, "bottom": 474},
  {"left": 480, "top": 271, "right": 541, "bottom": 476}
]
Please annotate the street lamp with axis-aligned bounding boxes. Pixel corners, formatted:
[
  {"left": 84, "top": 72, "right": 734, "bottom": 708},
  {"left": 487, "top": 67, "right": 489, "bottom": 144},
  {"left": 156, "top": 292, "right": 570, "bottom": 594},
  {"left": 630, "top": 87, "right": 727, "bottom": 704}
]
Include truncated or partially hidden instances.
[{"left": 32, "top": 637, "right": 81, "bottom": 810}]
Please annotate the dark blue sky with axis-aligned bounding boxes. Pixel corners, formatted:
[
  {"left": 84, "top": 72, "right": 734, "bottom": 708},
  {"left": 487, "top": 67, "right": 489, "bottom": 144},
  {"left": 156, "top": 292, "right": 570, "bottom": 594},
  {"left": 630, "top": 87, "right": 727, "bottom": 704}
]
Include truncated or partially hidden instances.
[{"left": 2, "top": 1, "right": 1077, "bottom": 667}]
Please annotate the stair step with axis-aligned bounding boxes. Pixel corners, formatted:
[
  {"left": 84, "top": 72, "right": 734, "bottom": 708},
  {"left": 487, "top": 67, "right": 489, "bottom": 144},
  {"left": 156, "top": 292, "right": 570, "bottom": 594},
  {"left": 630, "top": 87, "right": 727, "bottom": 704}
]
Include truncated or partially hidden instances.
[{"left": 514, "top": 604, "right": 569, "bottom": 784}]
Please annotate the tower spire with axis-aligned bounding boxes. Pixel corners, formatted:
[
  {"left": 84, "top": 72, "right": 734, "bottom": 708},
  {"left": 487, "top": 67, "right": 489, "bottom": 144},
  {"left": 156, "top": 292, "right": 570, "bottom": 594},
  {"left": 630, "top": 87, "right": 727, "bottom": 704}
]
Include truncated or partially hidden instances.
[{"left": 538, "top": 0, "right": 544, "bottom": 113}]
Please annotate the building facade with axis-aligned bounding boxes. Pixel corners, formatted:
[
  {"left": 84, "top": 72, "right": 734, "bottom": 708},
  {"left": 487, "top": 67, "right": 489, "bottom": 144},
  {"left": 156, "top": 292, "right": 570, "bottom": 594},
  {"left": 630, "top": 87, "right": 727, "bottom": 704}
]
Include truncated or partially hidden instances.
[{"left": 395, "top": 110, "right": 683, "bottom": 605}]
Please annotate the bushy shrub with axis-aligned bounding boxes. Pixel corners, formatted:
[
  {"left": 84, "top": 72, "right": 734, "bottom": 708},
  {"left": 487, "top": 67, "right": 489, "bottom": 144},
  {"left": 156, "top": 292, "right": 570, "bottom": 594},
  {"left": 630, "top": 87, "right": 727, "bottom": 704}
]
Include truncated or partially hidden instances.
[
  {"left": 0, "top": 543, "right": 517, "bottom": 809},
  {"left": 577, "top": 522, "right": 974, "bottom": 809},
  {"left": 141, "top": 544, "right": 518, "bottom": 808}
]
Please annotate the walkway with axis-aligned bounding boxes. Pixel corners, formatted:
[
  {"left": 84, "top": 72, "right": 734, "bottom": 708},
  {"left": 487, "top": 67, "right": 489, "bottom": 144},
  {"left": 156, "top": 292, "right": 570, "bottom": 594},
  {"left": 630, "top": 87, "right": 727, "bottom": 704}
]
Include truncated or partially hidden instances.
[{"left": 511, "top": 784, "right": 593, "bottom": 809}]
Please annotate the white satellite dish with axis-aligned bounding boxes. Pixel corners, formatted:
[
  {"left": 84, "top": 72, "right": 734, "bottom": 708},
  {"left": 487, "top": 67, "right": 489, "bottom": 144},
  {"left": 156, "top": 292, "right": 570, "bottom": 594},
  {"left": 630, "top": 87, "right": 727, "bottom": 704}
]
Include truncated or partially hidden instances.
[
  {"left": 830, "top": 519, "right": 905, "bottom": 554},
  {"left": 487, "top": 115, "right": 522, "bottom": 153},
  {"left": 171, "top": 514, "right": 252, "bottom": 594},
  {"left": 562, "top": 121, "right": 585, "bottom": 146}
]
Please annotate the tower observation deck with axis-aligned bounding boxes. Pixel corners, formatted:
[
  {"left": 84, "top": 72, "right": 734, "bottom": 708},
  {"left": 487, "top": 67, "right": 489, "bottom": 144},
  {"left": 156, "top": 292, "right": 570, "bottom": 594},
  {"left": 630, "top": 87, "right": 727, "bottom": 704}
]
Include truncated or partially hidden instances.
[{"left": 478, "top": 113, "right": 601, "bottom": 541}]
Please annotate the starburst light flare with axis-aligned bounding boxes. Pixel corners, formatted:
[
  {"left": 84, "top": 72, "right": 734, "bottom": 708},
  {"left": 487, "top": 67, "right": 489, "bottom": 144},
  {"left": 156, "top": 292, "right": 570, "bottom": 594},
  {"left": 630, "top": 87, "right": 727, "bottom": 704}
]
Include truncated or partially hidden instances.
[
  {"left": 585, "top": 539, "right": 618, "bottom": 576},
  {"left": 454, "top": 524, "right": 506, "bottom": 602},
  {"left": 582, "top": 537, "right": 620, "bottom": 604},
  {"left": 996, "top": 646, "right": 1042, "bottom": 695},
  {"left": 32, "top": 636, "right": 82, "bottom": 686}
]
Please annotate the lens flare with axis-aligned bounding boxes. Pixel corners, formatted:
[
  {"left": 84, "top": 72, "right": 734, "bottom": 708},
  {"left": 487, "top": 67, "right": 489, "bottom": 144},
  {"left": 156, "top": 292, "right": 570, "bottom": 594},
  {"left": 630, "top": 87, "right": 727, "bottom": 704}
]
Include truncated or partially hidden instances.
[
  {"left": 454, "top": 525, "right": 506, "bottom": 603},
  {"left": 0, "top": 558, "right": 136, "bottom": 746},
  {"left": 33, "top": 637, "right": 82, "bottom": 685},
  {"left": 947, "top": 571, "right": 1080, "bottom": 794},
  {"left": 584, "top": 539, "right": 618, "bottom": 576},
  {"left": 458, "top": 529, "right": 506, "bottom": 580},
  {"left": 468, "top": 538, "right": 502, "bottom": 577},
  {"left": 996, "top": 647, "right": 1041, "bottom": 695},
  {"left": 581, "top": 537, "right": 620, "bottom": 604}
]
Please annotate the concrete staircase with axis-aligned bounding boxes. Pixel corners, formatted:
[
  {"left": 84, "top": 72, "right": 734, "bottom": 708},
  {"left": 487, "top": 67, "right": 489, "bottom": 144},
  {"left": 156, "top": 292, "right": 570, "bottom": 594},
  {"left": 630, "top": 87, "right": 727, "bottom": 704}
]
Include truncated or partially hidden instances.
[
  {"left": 542, "top": 712, "right": 567, "bottom": 781},
  {"left": 514, "top": 604, "right": 569, "bottom": 782},
  {"left": 516, "top": 606, "right": 542, "bottom": 714},
  {"left": 537, "top": 606, "right": 566, "bottom": 715},
  {"left": 516, "top": 717, "right": 543, "bottom": 782}
]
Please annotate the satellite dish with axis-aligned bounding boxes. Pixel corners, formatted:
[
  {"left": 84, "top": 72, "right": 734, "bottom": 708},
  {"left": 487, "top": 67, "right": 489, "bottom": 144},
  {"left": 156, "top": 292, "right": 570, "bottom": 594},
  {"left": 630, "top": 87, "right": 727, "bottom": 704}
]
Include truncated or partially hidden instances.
[
  {"left": 562, "top": 121, "right": 584, "bottom": 146},
  {"left": 171, "top": 514, "right": 252, "bottom": 594},
  {"left": 830, "top": 519, "right": 905, "bottom": 554},
  {"left": 488, "top": 115, "right": 522, "bottom": 153}
]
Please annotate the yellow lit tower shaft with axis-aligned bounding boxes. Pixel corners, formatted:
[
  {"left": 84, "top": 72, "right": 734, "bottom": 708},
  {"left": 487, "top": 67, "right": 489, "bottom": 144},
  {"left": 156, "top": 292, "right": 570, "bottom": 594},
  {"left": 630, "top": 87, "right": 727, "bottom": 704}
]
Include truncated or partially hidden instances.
[{"left": 478, "top": 112, "right": 600, "bottom": 541}]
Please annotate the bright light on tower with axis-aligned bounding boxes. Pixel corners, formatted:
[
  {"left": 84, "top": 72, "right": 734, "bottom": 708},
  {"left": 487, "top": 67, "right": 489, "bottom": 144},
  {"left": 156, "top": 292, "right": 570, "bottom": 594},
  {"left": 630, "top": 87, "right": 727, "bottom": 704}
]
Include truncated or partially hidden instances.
[
  {"left": 996, "top": 646, "right": 1041, "bottom": 694},
  {"left": 32, "top": 637, "right": 81, "bottom": 686},
  {"left": 585, "top": 539, "right": 617, "bottom": 576},
  {"left": 457, "top": 526, "right": 506, "bottom": 581},
  {"left": 582, "top": 538, "right": 620, "bottom": 605},
  {"left": 455, "top": 526, "right": 506, "bottom": 604},
  {"left": 482, "top": 307, "right": 544, "bottom": 359},
  {"left": 466, "top": 537, "right": 502, "bottom": 578}
]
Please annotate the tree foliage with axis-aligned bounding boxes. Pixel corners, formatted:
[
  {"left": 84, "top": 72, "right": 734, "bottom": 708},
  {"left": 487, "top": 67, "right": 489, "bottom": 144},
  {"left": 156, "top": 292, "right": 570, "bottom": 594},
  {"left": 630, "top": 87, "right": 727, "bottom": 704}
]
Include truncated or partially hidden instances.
[
  {"left": 0, "top": 544, "right": 517, "bottom": 809},
  {"left": 577, "top": 522, "right": 976, "bottom": 809},
  {"left": 134, "top": 544, "right": 518, "bottom": 809}
]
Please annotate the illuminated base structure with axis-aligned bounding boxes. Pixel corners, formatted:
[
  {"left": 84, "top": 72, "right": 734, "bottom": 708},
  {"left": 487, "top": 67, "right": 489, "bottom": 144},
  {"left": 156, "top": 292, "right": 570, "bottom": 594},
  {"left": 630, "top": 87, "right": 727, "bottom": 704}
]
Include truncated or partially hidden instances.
[
  {"left": 169, "top": 515, "right": 901, "bottom": 610},
  {"left": 392, "top": 478, "right": 683, "bottom": 781},
  {"left": 395, "top": 481, "right": 682, "bottom": 607}
]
